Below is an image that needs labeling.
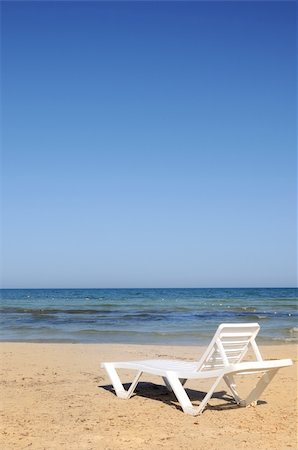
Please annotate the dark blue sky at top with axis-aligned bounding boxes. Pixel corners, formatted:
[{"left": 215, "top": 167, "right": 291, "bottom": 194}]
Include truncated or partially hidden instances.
[{"left": 1, "top": 1, "right": 297, "bottom": 288}]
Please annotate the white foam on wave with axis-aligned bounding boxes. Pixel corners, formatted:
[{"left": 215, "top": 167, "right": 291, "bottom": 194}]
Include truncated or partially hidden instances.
[{"left": 289, "top": 327, "right": 298, "bottom": 335}]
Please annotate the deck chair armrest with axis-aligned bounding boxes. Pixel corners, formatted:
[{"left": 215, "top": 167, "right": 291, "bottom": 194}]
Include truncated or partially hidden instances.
[{"left": 225, "top": 359, "right": 293, "bottom": 375}]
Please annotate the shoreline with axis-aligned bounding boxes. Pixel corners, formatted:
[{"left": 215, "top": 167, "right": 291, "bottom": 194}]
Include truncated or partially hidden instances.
[
  {"left": 1, "top": 342, "right": 297, "bottom": 449},
  {"left": 0, "top": 338, "right": 296, "bottom": 345}
]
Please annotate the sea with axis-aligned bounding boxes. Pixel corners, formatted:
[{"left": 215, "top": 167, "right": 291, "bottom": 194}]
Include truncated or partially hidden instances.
[{"left": 0, "top": 288, "right": 297, "bottom": 345}]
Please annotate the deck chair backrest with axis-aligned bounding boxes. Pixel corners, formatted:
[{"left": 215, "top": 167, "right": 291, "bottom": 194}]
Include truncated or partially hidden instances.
[{"left": 197, "top": 323, "right": 261, "bottom": 372}]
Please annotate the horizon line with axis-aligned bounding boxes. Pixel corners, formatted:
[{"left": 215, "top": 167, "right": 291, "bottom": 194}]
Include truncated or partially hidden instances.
[{"left": 0, "top": 286, "right": 297, "bottom": 290}]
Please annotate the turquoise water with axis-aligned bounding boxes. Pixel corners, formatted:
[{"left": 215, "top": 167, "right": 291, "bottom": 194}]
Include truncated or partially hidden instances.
[{"left": 0, "top": 288, "right": 297, "bottom": 344}]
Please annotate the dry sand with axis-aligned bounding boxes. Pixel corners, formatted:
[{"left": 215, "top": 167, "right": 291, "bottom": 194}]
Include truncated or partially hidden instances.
[{"left": 0, "top": 342, "right": 297, "bottom": 450}]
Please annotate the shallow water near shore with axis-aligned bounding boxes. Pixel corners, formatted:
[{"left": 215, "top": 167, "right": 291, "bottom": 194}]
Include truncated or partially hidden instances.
[{"left": 0, "top": 288, "right": 297, "bottom": 344}]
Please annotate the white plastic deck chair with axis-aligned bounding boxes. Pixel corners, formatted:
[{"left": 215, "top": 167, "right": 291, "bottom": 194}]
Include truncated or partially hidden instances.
[{"left": 101, "top": 323, "right": 292, "bottom": 415}]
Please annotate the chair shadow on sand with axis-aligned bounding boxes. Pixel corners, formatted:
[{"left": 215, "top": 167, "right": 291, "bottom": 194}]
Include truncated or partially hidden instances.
[{"left": 99, "top": 381, "right": 267, "bottom": 413}]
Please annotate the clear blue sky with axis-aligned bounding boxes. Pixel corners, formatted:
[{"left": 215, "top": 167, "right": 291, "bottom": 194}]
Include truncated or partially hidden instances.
[{"left": 1, "top": 1, "right": 297, "bottom": 288}]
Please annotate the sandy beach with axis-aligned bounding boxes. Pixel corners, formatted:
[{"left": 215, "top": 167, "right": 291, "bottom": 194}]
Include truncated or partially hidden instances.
[{"left": 1, "top": 342, "right": 297, "bottom": 450}]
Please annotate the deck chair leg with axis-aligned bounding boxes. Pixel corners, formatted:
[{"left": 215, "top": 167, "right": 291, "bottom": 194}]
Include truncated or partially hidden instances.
[
  {"left": 163, "top": 377, "right": 187, "bottom": 392},
  {"left": 104, "top": 363, "right": 142, "bottom": 399},
  {"left": 166, "top": 372, "right": 223, "bottom": 416},
  {"left": 240, "top": 368, "right": 279, "bottom": 407},
  {"left": 196, "top": 375, "right": 223, "bottom": 415},
  {"left": 163, "top": 376, "right": 173, "bottom": 392},
  {"left": 224, "top": 374, "right": 242, "bottom": 404},
  {"left": 165, "top": 372, "right": 195, "bottom": 415}
]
